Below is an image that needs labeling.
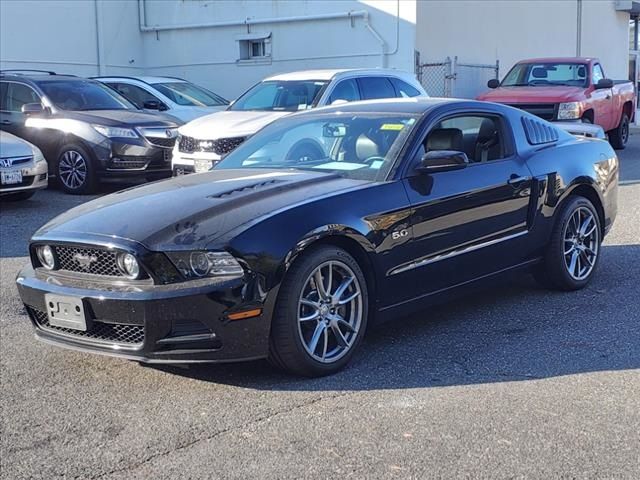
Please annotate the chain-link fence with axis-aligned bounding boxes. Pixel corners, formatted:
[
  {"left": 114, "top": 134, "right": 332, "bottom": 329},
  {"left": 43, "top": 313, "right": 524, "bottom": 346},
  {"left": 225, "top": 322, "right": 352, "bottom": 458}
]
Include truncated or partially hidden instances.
[{"left": 416, "top": 56, "right": 499, "bottom": 99}]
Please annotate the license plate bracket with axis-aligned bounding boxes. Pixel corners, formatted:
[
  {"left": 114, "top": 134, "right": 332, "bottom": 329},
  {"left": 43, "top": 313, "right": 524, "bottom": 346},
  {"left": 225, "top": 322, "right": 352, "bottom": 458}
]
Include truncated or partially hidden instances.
[
  {"left": 45, "top": 294, "right": 89, "bottom": 331},
  {"left": 1, "top": 170, "right": 23, "bottom": 185}
]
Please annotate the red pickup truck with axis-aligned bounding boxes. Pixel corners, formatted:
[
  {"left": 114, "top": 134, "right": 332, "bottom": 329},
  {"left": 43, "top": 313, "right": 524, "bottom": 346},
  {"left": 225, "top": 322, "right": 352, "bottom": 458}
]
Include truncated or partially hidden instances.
[{"left": 477, "top": 57, "right": 636, "bottom": 149}]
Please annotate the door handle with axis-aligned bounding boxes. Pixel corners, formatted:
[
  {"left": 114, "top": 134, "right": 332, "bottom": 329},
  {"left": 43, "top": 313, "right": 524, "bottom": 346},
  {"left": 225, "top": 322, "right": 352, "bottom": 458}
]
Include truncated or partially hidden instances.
[
  {"left": 508, "top": 175, "right": 529, "bottom": 185},
  {"left": 0, "top": 120, "right": 12, "bottom": 125}
]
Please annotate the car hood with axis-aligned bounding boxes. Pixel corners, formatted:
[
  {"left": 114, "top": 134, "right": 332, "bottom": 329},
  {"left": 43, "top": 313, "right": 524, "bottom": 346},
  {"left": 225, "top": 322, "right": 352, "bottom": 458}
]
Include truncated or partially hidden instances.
[
  {"left": 35, "top": 169, "right": 368, "bottom": 250},
  {"left": 178, "top": 110, "right": 290, "bottom": 139},
  {"left": 171, "top": 105, "right": 228, "bottom": 123},
  {"left": 61, "top": 109, "right": 180, "bottom": 128},
  {"left": 477, "top": 86, "right": 586, "bottom": 103},
  {"left": 0, "top": 130, "right": 35, "bottom": 158}
]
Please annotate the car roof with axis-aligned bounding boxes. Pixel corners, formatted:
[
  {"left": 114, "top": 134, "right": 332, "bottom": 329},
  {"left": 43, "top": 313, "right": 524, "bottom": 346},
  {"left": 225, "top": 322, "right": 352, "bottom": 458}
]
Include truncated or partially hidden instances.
[
  {"left": 516, "top": 57, "right": 594, "bottom": 64},
  {"left": 293, "top": 97, "right": 466, "bottom": 116},
  {"left": 263, "top": 68, "right": 415, "bottom": 82},
  {"left": 94, "top": 76, "right": 187, "bottom": 84}
]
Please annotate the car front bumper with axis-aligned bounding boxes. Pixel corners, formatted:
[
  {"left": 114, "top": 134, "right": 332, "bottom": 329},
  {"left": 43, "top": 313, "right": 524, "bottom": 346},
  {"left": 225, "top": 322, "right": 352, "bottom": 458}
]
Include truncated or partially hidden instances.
[
  {"left": 16, "top": 265, "right": 273, "bottom": 363},
  {"left": 90, "top": 138, "right": 174, "bottom": 182},
  {"left": 171, "top": 146, "right": 221, "bottom": 176},
  {"left": 0, "top": 160, "right": 48, "bottom": 195}
]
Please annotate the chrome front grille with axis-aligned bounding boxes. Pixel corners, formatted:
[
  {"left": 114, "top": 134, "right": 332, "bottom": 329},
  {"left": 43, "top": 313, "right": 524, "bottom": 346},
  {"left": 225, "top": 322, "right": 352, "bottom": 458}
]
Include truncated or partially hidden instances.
[
  {"left": 0, "top": 155, "right": 32, "bottom": 168},
  {"left": 145, "top": 136, "right": 176, "bottom": 148},
  {"left": 54, "top": 246, "right": 123, "bottom": 277},
  {"left": 178, "top": 135, "right": 246, "bottom": 155},
  {"left": 28, "top": 307, "right": 144, "bottom": 345}
]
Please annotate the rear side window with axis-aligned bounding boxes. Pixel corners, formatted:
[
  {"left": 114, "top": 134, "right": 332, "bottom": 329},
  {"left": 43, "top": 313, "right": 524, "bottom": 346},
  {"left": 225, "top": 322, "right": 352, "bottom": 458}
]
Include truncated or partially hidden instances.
[
  {"left": 1, "top": 82, "right": 41, "bottom": 112},
  {"left": 328, "top": 79, "right": 360, "bottom": 103},
  {"left": 357, "top": 77, "right": 396, "bottom": 100},
  {"left": 390, "top": 78, "right": 422, "bottom": 97}
]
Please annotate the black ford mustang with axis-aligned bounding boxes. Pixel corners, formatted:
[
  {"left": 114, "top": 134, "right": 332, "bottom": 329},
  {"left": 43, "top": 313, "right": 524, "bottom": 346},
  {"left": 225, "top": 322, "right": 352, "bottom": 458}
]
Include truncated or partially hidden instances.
[{"left": 16, "top": 98, "right": 618, "bottom": 376}]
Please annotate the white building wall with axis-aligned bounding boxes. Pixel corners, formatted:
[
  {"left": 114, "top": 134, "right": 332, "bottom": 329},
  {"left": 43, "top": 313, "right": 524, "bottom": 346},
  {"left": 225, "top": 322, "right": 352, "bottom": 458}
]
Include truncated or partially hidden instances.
[
  {"left": 416, "top": 0, "right": 629, "bottom": 80},
  {"left": 0, "top": 0, "right": 145, "bottom": 76},
  {"left": 0, "top": 0, "right": 416, "bottom": 100},
  {"left": 139, "top": 0, "right": 416, "bottom": 99}
]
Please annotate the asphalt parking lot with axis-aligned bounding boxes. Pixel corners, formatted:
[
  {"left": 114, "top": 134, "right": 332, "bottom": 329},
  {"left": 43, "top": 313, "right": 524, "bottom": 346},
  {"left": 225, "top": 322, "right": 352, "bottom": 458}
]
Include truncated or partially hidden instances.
[{"left": 1, "top": 135, "right": 639, "bottom": 479}]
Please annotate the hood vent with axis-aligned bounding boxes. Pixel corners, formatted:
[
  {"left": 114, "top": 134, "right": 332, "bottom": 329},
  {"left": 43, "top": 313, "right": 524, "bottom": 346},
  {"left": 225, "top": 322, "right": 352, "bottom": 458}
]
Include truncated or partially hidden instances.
[{"left": 209, "top": 179, "right": 282, "bottom": 199}]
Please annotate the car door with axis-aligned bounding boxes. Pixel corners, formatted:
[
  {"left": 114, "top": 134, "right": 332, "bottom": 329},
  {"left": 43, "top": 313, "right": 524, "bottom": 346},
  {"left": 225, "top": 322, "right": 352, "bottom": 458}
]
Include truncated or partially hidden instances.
[
  {"left": 590, "top": 64, "right": 613, "bottom": 130},
  {"left": 0, "top": 81, "right": 42, "bottom": 140},
  {"left": 325, "top": 78, "right": 361, "bottom": 105},
  {"left": 394, "top": 111, "right": 535, "bottom": 302}
]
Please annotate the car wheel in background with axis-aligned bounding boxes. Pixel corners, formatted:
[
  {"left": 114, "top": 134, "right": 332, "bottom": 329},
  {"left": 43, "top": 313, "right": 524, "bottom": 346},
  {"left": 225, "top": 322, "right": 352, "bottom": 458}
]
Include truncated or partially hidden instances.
[
  {"left": 57, "top": 144, "right": 97, "bottom": 194},
  {"left": 534, "top": 196, "right": 601, "bottom": 291},
  {"left": 609, "top": 113, "right": 629, "bottom": 150},
  {"left": 268, "top": 245, "right": 368, "bottom": 377}
]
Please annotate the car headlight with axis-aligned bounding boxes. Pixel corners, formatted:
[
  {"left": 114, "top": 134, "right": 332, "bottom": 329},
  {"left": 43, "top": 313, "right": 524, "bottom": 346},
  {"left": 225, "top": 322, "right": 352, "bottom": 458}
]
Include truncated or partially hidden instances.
[
  {"left": 92, "top": 125, "right": 139, "bottom": 139},
  {"left": 36, "top": 245, "right": 56, "bottom": 270},
  {"left": 32, "top": 147, "right": 46, "bottom": 164},
  {"left": 166, "top": 251, "right": 244, "bottom": 279},
  {"left": 557, "top": 102, "right": 582, "bottom": 120},
  {"left": 116, "top": 252, "right": 141, "bottom": 280}
]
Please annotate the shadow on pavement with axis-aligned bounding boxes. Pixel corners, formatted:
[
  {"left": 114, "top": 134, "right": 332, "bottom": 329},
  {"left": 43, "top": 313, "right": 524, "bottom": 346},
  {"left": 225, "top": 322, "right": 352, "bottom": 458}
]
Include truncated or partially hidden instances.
[{"left": 154, "top": 243, "right": 640, "bottom": 392}]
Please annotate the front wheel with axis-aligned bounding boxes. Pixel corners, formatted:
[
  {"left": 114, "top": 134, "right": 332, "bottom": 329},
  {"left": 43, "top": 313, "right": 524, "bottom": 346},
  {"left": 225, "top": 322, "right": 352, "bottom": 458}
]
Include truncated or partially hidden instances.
[
  {"left": 534, "top": 196, "right": 601, "bottom": 291},
  {"left": 57, "top": 144, "right": 97, "bottom": 194},
  {"left": 268, "top": 246, "right": 368, "bottom": 377},
  {"left": 609, "top": 113, "right": 629, "bottom": 150}
]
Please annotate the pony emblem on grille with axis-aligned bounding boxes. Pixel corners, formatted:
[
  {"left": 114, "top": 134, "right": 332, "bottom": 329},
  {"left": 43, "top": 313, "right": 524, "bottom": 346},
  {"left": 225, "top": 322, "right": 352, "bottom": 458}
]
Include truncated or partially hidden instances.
[{"left": 72, "top": 252, "right": 98, "bottom": 269}]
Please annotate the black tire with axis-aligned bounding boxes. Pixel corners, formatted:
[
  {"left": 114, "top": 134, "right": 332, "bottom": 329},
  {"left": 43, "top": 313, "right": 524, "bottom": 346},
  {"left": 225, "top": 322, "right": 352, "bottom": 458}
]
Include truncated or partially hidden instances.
[
  {"left": 56, "top": 144, "right": 98, "bottom": 194},
  {"left": 533, "top": 196, "right": 602, "bottom": 291},
  {"left": 609, "top": 113, "right": 629, "bottom": 150},
  {"left": 268, "top": 245, "right": 369, "bottom": 377},
  {"left": 2, "top": 191, "right": 36, "bottom": 201}
]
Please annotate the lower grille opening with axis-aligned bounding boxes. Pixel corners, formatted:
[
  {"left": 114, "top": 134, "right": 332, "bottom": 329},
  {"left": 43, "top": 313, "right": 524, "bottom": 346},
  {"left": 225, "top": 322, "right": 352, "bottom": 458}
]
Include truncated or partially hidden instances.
[{"left": 28, "top": 307, "right": 144, "bottom": 346}]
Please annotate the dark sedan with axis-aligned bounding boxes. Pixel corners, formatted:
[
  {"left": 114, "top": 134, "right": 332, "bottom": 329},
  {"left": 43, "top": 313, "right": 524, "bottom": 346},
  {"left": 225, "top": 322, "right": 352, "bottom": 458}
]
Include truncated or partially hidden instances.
[
  {"left": 0, "top": 71, "right": 181, "bottom": 194},
  {"left": 16, "top": 98, "right": 618, "bottom": 376}
]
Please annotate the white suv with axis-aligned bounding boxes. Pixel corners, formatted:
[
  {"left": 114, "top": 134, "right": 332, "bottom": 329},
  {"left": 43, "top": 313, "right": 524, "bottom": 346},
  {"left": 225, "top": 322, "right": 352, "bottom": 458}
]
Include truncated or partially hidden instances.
[
  {"left": 94, "top": 76, "right": 229, "bottom": 123},
  {"left": 171, "top": 69, "right": 427, "bottom": 175}
]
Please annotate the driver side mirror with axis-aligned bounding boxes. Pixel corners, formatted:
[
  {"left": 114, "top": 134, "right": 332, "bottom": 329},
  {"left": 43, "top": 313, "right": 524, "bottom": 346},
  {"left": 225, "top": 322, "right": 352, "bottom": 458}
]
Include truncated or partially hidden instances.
[
  {"left": 21, "top": 103, "right": 48, "bottom": 115},
  {"left": 416, "top": 150, "right": 469, "bottom": 174},
  {"left": 487, "top": 78, "right": 500, "bottom": 89},
  {"left": 143, "top": 100, "right": 168, "bottom": 111},
  {"left": 595, "top": 78, "right": 614, "bottom": 89}
]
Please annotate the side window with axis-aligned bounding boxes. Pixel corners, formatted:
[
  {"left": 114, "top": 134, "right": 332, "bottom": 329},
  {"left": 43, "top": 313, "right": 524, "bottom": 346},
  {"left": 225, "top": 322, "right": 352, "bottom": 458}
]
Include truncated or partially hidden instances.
[
  {"left": 592, "top": 64, "right": 605, "bottom": 85},
  {"left": 423, "top": 115, "right": 506, "bottom": 163},
  {"left": 357, "top": 76, "right": 396, "bottom": 100},
  {"left": 109, "top": 82, "right": 159, "bottom": 108},
  {"left": 328, "top": 79, "right": 360, "bottom": 103},
  {"left": 389, "top": 78, "right": 422, "bottom": 98},
  {"left": 4, "top": 83, "right": 41, "bottom": 112}
]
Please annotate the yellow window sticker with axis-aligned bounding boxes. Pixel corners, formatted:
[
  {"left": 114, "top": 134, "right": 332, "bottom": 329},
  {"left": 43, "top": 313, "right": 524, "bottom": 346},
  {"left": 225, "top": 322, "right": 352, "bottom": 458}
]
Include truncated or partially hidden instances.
[{"left": 380, "top": 123, "right": 405, "bottom": 131}]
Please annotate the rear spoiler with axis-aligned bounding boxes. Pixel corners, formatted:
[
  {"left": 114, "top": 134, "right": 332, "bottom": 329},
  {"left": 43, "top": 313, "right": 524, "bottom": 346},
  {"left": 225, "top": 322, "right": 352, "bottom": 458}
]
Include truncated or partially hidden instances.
[{"left": 554, "top": 122, "right": 606, "bottom": 140}]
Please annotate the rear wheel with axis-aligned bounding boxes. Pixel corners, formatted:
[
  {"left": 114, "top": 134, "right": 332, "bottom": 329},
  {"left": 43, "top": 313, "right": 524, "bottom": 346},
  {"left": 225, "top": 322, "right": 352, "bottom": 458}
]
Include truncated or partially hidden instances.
[
  {"left": 609, "top": 113, "right": 629, "bottom": 150},
  {"left": 534, "top": 196, "right": 601, "bottom": 291},
  {"left": 57, "top": 144, "right": 97, "bottom": 194},
  {"left": 268, "top": 246, "right": 368, "bottom": 377}
]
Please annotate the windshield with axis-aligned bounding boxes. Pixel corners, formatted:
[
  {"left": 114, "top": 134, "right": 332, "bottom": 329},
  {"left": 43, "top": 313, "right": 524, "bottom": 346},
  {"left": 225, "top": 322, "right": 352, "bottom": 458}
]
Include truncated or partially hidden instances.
[
  {"left": 153, "top": 82, "right": 228, "bottom": 107},
  {"left": 215, "top": 112, "right": 419, "bottom": 181},
  {"left": 229, "top": 80, "right": 328, "bottom": 112},
  {"left": 501, "top": 63, "right": 588, "bottom": 87},
  {"left": 39, "top": 80, "right": 136, "bottom": 111}
]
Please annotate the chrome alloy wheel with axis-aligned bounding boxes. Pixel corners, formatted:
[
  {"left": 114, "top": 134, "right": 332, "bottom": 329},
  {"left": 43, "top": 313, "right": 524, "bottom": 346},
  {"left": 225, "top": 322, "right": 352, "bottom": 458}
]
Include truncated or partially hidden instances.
[
  {"left": 563, "top": 206, "right": 599, "bottom": 281},
  {"left": 297, "top": 260, "right": 363, "bottom": 363},
  {"left": 59, "top": 150, "right": 88, "bottom": 190}
]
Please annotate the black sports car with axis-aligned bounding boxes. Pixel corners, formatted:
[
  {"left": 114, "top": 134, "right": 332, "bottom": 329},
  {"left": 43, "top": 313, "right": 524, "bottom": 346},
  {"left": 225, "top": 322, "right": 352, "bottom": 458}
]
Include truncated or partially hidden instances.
[{"left": 16, "top": 98, "right": 618, "bottom": 376}]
